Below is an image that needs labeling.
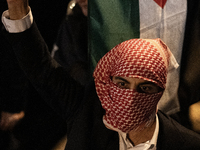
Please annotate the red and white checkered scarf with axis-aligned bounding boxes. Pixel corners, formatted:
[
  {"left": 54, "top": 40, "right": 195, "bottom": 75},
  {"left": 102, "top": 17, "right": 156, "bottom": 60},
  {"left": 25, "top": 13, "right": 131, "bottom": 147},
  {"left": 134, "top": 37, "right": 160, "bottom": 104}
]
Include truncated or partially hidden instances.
[{"left": 93, "top": 38, "right": 174, "bottom": 133}]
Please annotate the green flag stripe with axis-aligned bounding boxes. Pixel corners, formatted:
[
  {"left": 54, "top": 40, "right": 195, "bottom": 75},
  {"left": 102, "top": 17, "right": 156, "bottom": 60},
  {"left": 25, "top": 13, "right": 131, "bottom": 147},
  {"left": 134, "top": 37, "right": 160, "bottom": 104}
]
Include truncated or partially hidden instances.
[{"left": 89, "top": 0, "right": 140, "bottom": 73}]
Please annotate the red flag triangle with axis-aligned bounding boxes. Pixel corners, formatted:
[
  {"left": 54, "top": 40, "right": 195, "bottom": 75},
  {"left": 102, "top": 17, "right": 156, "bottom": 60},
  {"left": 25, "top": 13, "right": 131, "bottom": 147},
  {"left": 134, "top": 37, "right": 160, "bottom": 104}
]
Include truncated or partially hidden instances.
[{"left": 154, "top": 0, "right": 167, "bottom": 9}]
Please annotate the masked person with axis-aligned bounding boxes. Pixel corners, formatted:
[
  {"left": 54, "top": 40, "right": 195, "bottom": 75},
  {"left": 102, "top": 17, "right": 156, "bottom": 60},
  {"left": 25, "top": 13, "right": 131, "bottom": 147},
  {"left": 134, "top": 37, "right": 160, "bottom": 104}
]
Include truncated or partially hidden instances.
[{"left": 2, "top": 1, "right": 200, "bottom": 149}]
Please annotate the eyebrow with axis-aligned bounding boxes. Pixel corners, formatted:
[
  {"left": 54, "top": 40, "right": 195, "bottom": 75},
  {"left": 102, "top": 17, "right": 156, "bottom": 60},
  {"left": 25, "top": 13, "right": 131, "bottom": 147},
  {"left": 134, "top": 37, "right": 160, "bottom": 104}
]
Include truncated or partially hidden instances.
[
  {"left": 139, "top": 81, "right": 156, "bottom": 86},
  {"left": 114, "top": 76, "right": 130, "bottom": 84},
  {"left": 114, "top": 76, "right": 156, "bottom": 85}
]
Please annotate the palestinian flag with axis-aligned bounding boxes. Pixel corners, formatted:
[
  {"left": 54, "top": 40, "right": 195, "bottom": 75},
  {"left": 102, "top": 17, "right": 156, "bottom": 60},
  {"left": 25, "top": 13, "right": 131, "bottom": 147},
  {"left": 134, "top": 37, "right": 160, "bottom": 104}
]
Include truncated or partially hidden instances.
[{"left": 89, "top": 0, "right": 187, "bottom": 114}]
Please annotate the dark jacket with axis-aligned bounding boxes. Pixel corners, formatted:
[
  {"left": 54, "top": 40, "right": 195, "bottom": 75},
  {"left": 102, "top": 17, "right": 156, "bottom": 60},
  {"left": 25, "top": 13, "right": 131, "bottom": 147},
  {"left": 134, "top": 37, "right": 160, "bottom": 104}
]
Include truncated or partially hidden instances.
[{"left": 4, "top": 22, "right": 200, "bottom": 150}]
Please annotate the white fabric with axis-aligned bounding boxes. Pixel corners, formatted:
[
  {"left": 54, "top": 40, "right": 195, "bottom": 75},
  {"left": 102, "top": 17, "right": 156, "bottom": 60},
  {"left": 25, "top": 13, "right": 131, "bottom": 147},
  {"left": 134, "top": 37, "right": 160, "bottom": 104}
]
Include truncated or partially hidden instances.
[
  {"left": 119, "top": 115, "right": 159, "bottom": 150},
  {"left": 139, "top": 0, "right": 187, "bottom": 114},
  {"left": 1, "top": 7, "right": 33, "bottom": 33}
]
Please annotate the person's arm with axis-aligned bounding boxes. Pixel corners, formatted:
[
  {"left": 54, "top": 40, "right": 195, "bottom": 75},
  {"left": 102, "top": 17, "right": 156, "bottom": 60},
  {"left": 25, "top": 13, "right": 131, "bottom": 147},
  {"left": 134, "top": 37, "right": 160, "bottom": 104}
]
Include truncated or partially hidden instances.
[
  {"left": 3, "top": 0, "right": 84, "bottom": 120},
  {"left": 6, "top": 0, "right": 29, "bottom": 20}
]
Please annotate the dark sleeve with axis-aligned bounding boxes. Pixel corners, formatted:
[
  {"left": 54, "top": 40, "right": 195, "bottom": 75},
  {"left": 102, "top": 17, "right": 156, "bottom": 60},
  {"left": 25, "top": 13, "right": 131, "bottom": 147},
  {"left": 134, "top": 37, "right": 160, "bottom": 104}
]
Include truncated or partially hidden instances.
[
  {"left": 54, "top": 6, "right": 89, "bottom": 85},
  {"left": 3, "top": 22, "right": 85, "bottom": 121},
  {"left": 0, "top": 28, "right": 26, "bottom": 113}
]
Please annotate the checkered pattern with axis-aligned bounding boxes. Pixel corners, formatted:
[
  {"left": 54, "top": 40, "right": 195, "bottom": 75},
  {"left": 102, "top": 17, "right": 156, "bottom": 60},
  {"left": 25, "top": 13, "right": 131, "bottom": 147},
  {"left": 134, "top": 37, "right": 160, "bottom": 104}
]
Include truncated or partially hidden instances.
[{"left": 93, "top": 38, "right": 170, "bottom": 132}]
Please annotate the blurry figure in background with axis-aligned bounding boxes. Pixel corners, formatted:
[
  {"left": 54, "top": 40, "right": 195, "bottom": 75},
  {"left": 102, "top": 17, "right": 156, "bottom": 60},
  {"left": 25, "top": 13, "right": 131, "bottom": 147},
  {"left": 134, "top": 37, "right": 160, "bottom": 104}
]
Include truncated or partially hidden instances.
[
  {"left": 52, "top": 0, "right": 89, "bottom": 85},
  {"left": 76, "top": 0, "right": 88, "bottom": 16},
  {"left": 177, "top": 1, "right": 200, "bottom": 133}
]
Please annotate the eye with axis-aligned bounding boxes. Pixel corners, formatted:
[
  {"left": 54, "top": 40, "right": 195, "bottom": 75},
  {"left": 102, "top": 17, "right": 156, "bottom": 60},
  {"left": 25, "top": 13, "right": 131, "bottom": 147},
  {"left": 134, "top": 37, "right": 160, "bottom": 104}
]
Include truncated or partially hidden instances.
[
  {"left": 138, "top": 84, "right": 161, "bottom": 94},
  {"left": 112, "top": 76, "right": 130, "bottom": 89},
  {"left": 117, "top": 82, "right": 128, "bottom": 89},
  {"left": 140, "top": 85, "right": 151, "bottom": 92}
]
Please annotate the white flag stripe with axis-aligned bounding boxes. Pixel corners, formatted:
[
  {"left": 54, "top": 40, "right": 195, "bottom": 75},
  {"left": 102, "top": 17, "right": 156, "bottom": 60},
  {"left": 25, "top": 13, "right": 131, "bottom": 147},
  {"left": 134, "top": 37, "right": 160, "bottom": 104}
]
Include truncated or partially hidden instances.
[{"left": 139, "top": 0, "right": 187, "bottom": 114}]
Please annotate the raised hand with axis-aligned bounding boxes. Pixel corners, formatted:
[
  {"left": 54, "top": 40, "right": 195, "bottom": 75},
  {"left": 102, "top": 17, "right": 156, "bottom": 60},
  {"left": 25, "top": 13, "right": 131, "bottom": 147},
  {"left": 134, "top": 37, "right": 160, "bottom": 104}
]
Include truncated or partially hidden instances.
[{"left": 6, "top": 0, "right": 29, "bottom": 20}]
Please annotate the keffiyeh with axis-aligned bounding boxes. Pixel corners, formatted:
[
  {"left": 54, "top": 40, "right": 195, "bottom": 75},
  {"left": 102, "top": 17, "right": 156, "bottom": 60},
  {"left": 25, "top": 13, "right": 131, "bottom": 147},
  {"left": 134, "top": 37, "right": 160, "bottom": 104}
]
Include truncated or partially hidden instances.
[{"left": 93, "top": 38, "right": 178, "bottom": 133}]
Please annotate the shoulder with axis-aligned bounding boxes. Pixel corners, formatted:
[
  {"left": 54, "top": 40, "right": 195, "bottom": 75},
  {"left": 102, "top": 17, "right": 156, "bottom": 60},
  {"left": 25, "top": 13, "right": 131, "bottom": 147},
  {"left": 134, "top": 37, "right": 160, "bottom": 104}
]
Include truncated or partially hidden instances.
[{"left": 157, "top": 110, "right": 200, "bottom": 150}]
